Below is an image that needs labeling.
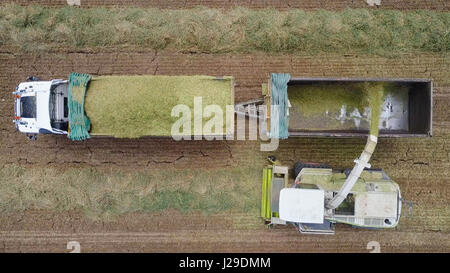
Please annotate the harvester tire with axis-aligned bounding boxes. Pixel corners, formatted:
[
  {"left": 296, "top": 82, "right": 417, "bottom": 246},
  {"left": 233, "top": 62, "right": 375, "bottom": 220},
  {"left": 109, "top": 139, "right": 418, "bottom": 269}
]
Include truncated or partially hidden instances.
[
  {"left": 294, "top": 162, "right": 331, "bottom": 178},
  {"left": 26, "top": 76, "right": 41, "bottom": 82}
]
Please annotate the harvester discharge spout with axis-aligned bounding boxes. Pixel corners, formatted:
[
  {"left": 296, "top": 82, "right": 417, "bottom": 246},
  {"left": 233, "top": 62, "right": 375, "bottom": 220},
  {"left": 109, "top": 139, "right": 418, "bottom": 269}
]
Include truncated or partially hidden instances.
[
  {"left": 325, "top": 83, "right": 384, "bottom": 210},
  {"left": 325, "top": 134, "right": 378, "bottom": 209}
]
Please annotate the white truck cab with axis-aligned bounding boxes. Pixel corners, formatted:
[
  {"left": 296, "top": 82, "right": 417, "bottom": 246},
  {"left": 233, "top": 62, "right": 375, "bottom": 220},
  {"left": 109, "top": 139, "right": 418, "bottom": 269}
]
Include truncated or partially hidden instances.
[{"left": 13, "top": 79, "right": 69, "bottom": 139}]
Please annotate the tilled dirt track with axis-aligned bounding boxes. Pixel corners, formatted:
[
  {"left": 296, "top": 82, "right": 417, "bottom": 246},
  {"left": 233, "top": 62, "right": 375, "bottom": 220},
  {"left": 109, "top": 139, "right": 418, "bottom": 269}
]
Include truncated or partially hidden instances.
[
  {"left": 1, "top": 51, "right": 449, "bottom": 170},
  {"left": 0, "top": 50, "right": 449, "bottom": 252},
  {"left": 0, "top": 210, "right": 448, "bottom": 252},
  {"left": 4, "top": 0, "right": 450, "bottom": 10}
]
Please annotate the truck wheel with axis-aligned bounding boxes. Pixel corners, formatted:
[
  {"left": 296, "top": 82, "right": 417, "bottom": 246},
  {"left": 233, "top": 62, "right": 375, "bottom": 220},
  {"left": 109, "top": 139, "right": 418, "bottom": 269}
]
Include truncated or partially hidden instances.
[
  {"left": 26, "top": 134, "right": 38, "bottom": 141},
  {"left": 26, "top": 76, "right": 41, "bottom": 82},
  {"left": 294, "top": 162, "right": 331, "bottom": 178}
]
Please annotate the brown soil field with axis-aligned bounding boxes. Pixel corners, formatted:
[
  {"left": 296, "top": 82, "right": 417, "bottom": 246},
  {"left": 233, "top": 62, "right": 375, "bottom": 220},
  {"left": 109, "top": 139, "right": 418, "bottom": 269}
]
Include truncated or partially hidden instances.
[
  {"left": 0, "top": 50, "right": 449, "bottom": 252},
  {"left": 0, "top": 210, "right": 448, "bottom": 252},
  {"left": 4, "top": 0, "right": 450, "bottom": 10}
]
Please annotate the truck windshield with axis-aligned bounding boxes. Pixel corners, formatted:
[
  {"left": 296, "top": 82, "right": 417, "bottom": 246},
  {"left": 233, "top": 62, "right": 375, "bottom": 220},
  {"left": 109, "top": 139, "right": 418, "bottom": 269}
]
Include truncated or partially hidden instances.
[
  {"left": 20, "top": 96, "right": 36, "bottom": 118},
  {"left": 49, "top": 85, "right": 69, "bottom": 132}
]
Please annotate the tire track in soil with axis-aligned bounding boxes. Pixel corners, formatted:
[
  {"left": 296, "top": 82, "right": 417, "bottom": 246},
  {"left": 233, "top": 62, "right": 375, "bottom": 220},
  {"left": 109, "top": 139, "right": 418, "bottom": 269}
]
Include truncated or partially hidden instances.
[
  {"left": 1, "top": 51, "right": 449, "bottom": 170},
  {"left": 0, "top": 211, "right": 448, "bottom": 252},
  {"left": 1, "top": 230, "right": 448, "bottom": 252}
]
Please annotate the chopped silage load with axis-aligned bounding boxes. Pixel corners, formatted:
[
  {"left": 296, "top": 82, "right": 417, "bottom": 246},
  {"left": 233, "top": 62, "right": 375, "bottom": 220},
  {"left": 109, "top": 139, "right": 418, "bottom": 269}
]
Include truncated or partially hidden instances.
[
  {"left": 83, "top": 75, "right": 234, "bottom": 138},
  {"left": 288, "top": 83, "right": 369, "bottom": 117},
  {"left": 362, "top": 82, "right": 385, "bottom": 137},
  {"left": 287, "top": 82, "right": 406, "bottom": 132}
]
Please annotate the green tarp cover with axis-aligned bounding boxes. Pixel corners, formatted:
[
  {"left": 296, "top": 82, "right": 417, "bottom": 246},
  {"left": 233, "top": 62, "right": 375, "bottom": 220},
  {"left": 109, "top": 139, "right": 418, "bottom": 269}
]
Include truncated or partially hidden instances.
[
  {"left": 270, "top": 73, "right": 291, "bottom": 139},
  {"left": 68, "top": 73, "right": 91, "bottom": 141}
]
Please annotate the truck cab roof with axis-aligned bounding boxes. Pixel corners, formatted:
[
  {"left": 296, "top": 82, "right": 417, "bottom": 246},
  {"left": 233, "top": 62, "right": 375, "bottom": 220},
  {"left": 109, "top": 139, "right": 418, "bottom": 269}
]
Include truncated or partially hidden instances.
[{"left": 14, "top": 80, "right": 68, "bottom": 135}]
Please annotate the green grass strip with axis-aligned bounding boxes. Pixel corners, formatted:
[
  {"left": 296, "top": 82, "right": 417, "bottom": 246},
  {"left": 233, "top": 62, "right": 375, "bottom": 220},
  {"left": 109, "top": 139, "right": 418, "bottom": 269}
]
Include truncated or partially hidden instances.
[
  {"left": 0, "top": 4, "right": 448, "bottom": 55},
  {"left": 0, "top": 164, "right": 261, "bottom": 219}
]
